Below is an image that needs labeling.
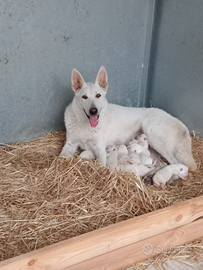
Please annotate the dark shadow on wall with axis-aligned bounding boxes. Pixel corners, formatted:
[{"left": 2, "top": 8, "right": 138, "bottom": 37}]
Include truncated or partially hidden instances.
[{"left": 145, "top": 0, "right": 164, "bottom": 107}]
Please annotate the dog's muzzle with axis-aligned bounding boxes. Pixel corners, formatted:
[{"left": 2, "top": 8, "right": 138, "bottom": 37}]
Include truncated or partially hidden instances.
[
  {"left": 84, "top": 107, "right": 99, "bottom": 128},
  {"left": 89, "top": 107, "right": 98, "bottom": 115}
]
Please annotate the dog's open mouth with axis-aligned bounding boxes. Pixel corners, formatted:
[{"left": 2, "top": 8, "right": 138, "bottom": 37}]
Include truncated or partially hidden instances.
[{"left": 84, "top": 110, "right": 99, "bottom": 128}]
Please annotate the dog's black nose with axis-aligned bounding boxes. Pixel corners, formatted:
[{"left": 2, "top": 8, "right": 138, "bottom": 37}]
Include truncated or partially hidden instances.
[{"left": 89, "top": 107, "right": 98, "bottom": 115}]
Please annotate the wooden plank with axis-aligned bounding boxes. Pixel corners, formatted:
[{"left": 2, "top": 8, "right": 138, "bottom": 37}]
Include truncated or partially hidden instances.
[
  {"left": 66, "top": 217, "right": 203, "bottom": 270},
  {"left": 0, "top": 195, "right": 203, "bottom": 270}
]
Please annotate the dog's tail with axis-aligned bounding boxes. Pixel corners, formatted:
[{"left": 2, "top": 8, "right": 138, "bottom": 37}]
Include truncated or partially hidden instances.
[
  {"left": 174, "top": 134, "right": 197, "bottom": 171},
  {"left": 175, "top": 152, "right": 197, "bottom": 171}
]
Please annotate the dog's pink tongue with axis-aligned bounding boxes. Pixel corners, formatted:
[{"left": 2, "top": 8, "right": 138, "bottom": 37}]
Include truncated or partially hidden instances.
[{"left": 90, "top": 116, "right": 98, "bottom": 128}]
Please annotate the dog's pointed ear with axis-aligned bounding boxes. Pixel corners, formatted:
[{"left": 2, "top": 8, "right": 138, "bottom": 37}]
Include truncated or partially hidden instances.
[
  {"left": 95, "top": 66, "right": 108, "bottom": 91},
  {"left": 71, "top": 68, "right": 85, "bottom": 92}
]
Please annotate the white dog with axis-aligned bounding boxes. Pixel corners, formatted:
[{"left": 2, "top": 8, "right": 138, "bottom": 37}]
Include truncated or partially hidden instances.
[{"left": 60, "top": 66, "right": 196, "bottom": 171}]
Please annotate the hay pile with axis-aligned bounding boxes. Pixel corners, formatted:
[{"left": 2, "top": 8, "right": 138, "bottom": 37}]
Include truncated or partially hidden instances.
[{"left": 0, "top": 132, "right": 203, "bottom": 267}]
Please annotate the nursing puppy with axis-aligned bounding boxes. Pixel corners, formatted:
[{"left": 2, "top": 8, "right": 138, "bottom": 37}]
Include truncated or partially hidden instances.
[
  {"left": 153, "top": 164, "right": 188, "bottom": 189},
  {"left": 106, "top": 145, "right": 118, "bottom": 168},
  {"left": 60, "top": 66, "right": 196, "bottom": 171}
]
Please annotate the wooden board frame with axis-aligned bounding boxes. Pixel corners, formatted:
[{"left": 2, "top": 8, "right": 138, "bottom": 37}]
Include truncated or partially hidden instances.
[{"left": 1, "top": 195, "right": 203, "bottom": 270}]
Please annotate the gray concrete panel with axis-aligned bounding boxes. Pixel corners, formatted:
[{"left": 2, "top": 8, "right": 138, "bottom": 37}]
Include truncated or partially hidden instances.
[
  {"left": 146, "top": 0, "right": 203, "bottom": 135},
  {"left": 0, "top": 0, "right": 152, "bottom": 143}
]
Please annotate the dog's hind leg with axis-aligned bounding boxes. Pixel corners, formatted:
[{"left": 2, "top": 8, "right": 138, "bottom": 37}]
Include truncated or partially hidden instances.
[
  {"left": 151, "top": 146, "right": 179, "bottom": 165},
  {"left": 173, "top": 134, "right": 197, "bottom": 171},
  {"left": 148, "top": 129, "right": 197, "bottom": 171},
  {"left": 142, "top": 108, "right": 197, "bottom": 171}
]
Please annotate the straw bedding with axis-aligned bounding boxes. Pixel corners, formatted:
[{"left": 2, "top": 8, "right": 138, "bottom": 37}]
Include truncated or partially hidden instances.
[{"left": 0, "top": 132, "right": 203, "bottom": 267}]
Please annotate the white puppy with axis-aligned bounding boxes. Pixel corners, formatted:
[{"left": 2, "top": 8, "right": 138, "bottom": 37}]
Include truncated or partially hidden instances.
[
  {"left": 139, "top": 150, "right": 153, "bottom": 166},
  {"left": 106, "top": 145, "right": 118, "bottom": 168},
  {"left": 153, "top": 164, "right": 188, "bottom": 189},
  {"left": 127, "top": 141, "right": 143, "bottom": 154},
  {"left": 118, "top": 145, "right": 132, "bottom": 165},
  {"left": 136, "top": 164, "right": 155, "bottom": 177},
  {"left": 120, "top": 163, "right": 154, "bottom": 177},
  {"left": 128, "top": 143, "right": 152, "bottom": 166},
  {"left": 128, "top": 150, "right": 140, "bottom": 165},
  {"left": 143, "top": 147, "right": 168, "bottom": 184},
  {"left": 128, "top": 138, "right": 139, "bottom": 145},
  {"left": 136, "top": 134, "right": 148, "bottom": 149},
  {"left": 79, "top": 150, "right": 95, "bottom": 160}
]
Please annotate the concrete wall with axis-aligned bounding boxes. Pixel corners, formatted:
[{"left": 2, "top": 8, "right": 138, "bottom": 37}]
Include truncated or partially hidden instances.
[
  {"left": 0, "top": 0, "right": 153, "bottom": 143},
  {"left": 146, "top": 0, "right": 203, "bottom": 135},
  {"left": 2, "top": 0, "right": 202, "bottom": 143}
]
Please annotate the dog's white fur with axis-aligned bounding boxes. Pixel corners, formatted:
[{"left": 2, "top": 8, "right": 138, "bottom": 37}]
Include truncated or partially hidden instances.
[{"left": 60, "top": 66, "right": 197, "bottom": 171}]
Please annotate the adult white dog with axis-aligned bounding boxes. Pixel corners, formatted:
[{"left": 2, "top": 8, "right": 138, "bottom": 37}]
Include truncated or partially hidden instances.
[{"left": 60, "top": 66, "right": 196, "bottom": 171}]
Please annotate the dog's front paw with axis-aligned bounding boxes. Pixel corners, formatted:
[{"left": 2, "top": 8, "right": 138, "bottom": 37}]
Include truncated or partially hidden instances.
[
  {"left": 59, "top": 151, "right": 73, "bottom": 158},
  {"left": 98, "top": 159, "right": 106, "bottom": 167},
  {"left": 59, "top": 143, "right": 75, "bottom": 158}
]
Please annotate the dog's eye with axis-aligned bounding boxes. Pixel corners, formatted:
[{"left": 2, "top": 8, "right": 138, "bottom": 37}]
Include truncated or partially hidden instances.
[
  {"left": 96, "top": 94, "right": 101, "bottom": 98},
  {"left": 82, "top": 95, "right": 88, "bottom": 99}
]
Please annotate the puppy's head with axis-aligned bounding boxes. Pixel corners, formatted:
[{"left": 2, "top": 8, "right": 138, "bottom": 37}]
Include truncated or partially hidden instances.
[
  {"left": 136, "top": 134, "right": 147, "bottom": 143},
  {"left": 71, "top": 66, "right": 108, "bottom": 128},
  {"left": 118, "top": 145, "right": 128, "bottom": 155},
  {"left": 175, "top": 164, "right": 188, "bottom": 180},
  {"left": 106, "top": 145, "right": 117, "bottom": 153}
]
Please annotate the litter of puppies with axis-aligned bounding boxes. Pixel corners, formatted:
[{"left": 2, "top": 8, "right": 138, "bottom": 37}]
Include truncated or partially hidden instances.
[{"left": 79, "top": 133, "right": 189, "bottom": 189}]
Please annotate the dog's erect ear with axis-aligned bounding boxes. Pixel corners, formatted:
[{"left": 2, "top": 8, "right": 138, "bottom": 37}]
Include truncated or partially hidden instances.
[
  {"left": 71, "top": 69, "right": 85, "bottom": 92},
  {"left": 95, "top": 66, "right": 108, "bottom": 91}
]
